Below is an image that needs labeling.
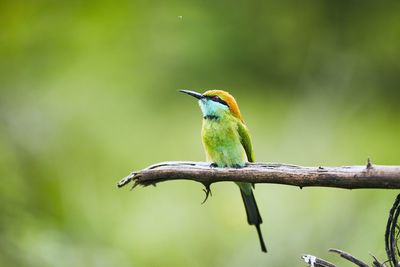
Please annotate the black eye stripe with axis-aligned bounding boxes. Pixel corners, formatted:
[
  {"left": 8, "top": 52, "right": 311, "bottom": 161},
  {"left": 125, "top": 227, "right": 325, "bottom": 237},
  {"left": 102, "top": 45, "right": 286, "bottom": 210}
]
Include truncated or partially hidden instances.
[{"left": 206, "top": 96, "right": 228, "bottom": 106}]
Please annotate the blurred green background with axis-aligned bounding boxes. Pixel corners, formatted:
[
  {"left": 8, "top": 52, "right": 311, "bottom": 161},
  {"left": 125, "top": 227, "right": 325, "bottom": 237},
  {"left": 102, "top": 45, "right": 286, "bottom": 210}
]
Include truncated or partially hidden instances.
[{"left": 1, "top": 0, "right": 400, "bottom": 266}]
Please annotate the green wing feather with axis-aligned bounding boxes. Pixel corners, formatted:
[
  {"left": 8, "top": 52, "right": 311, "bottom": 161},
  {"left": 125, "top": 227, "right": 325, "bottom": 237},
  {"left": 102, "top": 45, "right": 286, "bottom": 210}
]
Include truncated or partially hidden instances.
[{"left": 237, "top": 121, "right": 254, "bottom": 162}]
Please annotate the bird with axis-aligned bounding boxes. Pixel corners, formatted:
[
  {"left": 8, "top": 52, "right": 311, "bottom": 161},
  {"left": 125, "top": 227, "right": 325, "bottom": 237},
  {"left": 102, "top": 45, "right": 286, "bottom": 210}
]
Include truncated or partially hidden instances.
[{"left": 179, "top": 89, "right": 267, "bottom": 253}]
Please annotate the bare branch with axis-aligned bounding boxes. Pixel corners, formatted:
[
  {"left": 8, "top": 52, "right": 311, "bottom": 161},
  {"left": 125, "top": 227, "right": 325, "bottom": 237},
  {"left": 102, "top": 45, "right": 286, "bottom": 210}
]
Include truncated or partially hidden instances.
[
  {"left": 302, "top": 254, "right": 336, "bottom": 267},
  {"left": 117, "top": 161, "right": 400, "bottom": 190},
  {"left": 328, "top": 248, "right": 369, "bottom": 267},
  {"left": 370, "top": 254, "right": 386, "bottom": 267}
]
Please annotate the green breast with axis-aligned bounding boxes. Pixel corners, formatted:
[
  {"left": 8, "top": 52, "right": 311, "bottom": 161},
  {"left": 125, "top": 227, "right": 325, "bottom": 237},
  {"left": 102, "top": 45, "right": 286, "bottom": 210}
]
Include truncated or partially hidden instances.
[{"left": 201, "top": 116, "right": 247, "bottom": 167}]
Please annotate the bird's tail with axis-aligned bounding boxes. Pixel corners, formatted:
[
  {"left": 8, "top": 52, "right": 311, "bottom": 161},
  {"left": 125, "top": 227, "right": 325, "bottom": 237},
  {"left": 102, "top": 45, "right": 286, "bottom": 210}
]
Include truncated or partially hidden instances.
[{"left": 240, "top": 187, "right": 267, "bottom": 253}]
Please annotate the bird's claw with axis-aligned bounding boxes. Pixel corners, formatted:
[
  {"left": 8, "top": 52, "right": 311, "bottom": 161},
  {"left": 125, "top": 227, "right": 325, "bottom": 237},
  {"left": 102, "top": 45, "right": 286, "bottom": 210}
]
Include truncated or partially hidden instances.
[
  {"left": 232, "top": 164, "right": 243, "bottom": 169},
  {"left": 201, "top": 183, "right": 212, "bottom": 204},
  {"left": 210, "top": 163, "right": 218, "bottom": 168}
]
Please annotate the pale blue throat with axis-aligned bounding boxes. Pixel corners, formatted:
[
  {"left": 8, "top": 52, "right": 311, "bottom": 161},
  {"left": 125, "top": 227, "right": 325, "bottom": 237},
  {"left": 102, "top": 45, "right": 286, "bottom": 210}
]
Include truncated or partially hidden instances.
[{"left": 198, "top": 99, "right": 229, "bottom": 118}]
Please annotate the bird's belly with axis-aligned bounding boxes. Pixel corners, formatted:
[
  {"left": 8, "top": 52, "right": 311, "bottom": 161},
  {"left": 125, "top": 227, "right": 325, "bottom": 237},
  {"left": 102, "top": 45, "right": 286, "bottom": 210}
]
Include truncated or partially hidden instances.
[{"left": 202, "top": 121, "right": 247, "bottom": 167}]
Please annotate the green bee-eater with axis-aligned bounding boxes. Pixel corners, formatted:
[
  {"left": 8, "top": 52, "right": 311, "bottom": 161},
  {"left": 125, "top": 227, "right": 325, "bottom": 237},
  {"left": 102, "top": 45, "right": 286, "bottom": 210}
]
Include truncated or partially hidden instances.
[{"left": 179, "top": 89, "right": 267, "bottom": 253}]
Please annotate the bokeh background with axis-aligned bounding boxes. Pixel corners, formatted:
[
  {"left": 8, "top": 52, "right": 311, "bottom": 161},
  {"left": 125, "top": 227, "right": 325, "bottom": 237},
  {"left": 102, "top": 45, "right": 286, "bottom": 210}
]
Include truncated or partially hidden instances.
[{"left": 1, "top": 1, "right": 400, "bottom": 266}]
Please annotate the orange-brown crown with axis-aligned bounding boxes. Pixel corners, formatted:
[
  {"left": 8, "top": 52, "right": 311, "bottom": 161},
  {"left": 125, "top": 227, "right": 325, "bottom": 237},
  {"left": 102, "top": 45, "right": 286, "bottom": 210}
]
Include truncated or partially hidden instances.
[{"left": 203, "top": 90, "right": 243, "bottom": 122}]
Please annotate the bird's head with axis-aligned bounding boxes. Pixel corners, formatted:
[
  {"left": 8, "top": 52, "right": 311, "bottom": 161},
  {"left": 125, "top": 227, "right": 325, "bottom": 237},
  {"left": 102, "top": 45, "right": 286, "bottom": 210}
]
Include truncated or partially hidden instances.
[{"left": 179, "top": 89, "right": 243, "bottom": 121}]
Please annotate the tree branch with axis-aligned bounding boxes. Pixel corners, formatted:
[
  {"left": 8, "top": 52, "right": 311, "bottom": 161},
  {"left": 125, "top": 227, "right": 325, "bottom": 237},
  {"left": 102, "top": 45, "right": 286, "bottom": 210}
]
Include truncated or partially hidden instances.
[
  {"left": 302, "top": 254, "right": 336, "bottom": 267},
  {"left": 302, "top": 249, "right": 381, "bottom": 267},
  {"left": 328, "top": 248, "right": 369, "bottom": 267},
  {"left": 117, "top": 161, "right": 400, "bottom": 190}
]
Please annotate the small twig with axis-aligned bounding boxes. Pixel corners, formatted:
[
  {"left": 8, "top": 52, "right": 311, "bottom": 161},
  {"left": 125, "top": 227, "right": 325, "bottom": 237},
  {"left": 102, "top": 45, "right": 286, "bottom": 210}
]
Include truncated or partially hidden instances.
[
  {"left": 370, "top": 254, "right": 386, "bottom": 267},
  {"left": 117, "top": 161, "right": 400, "bottom": 190},
  {"left": 329, "top": 248, "right": 369, "bottom": 267},
  {"left": 117, "top": 172, "right": 137, "bottom": 188},
  {"left": 367, "top": 158, "right": 373, "bottom": 170}
]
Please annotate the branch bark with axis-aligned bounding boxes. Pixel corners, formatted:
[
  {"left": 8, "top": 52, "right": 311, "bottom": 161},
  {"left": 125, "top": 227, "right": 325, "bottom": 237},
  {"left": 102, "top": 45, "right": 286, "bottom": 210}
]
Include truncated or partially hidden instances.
[
  {"left": 117, "top": 161, "right": 400, "bottom": 190},
  {"left": 302, "top": 254, "right": 336, "bottom": 267},
  {"left": 328, "top": 248, "right": 369, "bottom": 267}
]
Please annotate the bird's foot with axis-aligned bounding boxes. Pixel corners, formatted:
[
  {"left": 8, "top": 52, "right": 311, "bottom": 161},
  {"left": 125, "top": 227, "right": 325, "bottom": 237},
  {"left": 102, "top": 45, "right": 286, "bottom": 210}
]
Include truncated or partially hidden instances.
[
  {"left": 210, "top": 163, "right": 218, "bottom": 168},
  {"left": 232, "top": 164, "right": 243, "bottom": 169},
  {"left": 201, "top": 183, "right": 212, "bottom": 204}
]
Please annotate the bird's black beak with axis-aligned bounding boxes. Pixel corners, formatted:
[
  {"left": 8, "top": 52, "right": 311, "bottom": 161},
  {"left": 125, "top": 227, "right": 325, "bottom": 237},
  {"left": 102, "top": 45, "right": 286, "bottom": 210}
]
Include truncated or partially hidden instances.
[{"left": 178, "top": 89, "right": 204, "bottom": 100}]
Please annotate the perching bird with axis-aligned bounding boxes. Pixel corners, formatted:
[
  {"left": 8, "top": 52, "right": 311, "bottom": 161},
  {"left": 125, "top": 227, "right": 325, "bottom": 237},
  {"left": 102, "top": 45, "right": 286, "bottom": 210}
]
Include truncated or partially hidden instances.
[{"left": 179, "top": 89, "right": 267, "bottom": 253}]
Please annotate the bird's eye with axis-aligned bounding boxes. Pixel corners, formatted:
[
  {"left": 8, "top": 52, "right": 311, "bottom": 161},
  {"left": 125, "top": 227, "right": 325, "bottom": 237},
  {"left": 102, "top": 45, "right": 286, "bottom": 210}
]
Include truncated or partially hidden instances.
[{"left": 210, "top": 95, "right": 228, "bottom": 106}]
